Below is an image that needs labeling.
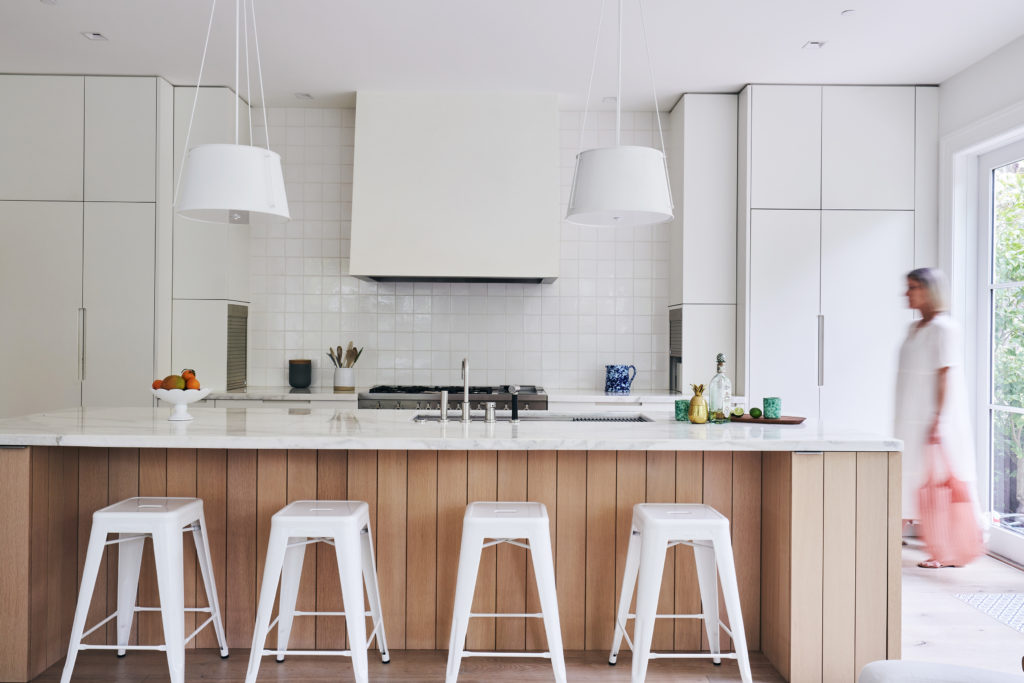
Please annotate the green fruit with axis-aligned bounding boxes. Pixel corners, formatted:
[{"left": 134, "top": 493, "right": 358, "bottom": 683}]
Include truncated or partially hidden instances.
[
  {"left": 750, "top": 407, "right": 763, "bottom": 419},
  {"left": 731, "top": 406, "right": 744, "bottom": 417}
]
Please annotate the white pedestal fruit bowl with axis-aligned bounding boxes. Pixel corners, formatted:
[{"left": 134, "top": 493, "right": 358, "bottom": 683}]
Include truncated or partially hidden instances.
[{"left": 151, "top": 388, "right": 211, "bottom": 421}]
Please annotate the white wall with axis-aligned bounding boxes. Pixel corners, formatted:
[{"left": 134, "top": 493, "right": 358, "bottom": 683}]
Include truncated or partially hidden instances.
[
  {"left": 247, "top": 108, "right": 671, "bottom": 391},
  {"left": 939, "top": 34, "right": 1024, "bottom": 137}
]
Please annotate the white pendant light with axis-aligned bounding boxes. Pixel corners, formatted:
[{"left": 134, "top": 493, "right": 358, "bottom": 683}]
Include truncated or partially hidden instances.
[
  {"left": 175, "top": 0, "right": 290, "bottom": 223},
  {"left": 566, "top": 0, "right": 672, "bottom": 227}
]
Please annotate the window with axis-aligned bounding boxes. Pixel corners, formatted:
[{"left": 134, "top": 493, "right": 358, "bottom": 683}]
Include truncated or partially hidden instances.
[{"left": 980, "top": 140, "right": 1024, "bottom": 562}]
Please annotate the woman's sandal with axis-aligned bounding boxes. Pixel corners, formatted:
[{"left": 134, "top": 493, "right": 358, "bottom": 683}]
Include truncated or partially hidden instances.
[{"left": 918, "top": 559, "right": 959, "bottom": 568}]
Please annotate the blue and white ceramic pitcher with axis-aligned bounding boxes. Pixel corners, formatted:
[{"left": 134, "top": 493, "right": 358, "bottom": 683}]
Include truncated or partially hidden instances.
[{"left": 605, "top": 364, "right": 637, "bottom": 394}]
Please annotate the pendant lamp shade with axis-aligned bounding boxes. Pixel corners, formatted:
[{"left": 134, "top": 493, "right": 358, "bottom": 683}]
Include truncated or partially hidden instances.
[
  {"left": 176, "top": 143, "right": 289, "bottom": 223},
  {"left": 566, "top": 146, "right": 672, "bottom": 227}
]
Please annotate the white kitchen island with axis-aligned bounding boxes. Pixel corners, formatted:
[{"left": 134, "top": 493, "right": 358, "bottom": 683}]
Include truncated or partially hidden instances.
[{"left": 0, "top": 406, "right": 901, "bottom": 683}]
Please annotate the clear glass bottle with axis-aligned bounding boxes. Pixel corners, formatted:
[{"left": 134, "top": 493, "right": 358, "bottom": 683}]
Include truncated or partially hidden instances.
[{"left": 707, "top": 353, "right": 732, "bottom": 423}]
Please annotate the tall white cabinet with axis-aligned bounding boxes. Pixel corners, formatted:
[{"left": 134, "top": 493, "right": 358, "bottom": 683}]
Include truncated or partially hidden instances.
[
  {"left": 0, "top": 76, "right": 167, "bottom": 416},
  {"left": 738, "top": 84, "right": 934, "bottom": 428},
  {"left": 668, "top": 93, "right": 739, "bottom": 390}
]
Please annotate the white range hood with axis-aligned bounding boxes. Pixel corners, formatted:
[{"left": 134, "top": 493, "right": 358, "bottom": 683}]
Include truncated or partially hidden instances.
[{"left": 349, "top": 92, "right": 560, "bottom": 283}]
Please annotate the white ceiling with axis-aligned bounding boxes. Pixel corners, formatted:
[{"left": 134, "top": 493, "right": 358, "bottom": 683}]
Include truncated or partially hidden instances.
[{"left": 3, "top": 0, "right": 1024, "bottom": 110}]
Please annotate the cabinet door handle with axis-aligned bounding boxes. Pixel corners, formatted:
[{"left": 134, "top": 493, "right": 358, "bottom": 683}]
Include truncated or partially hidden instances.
[
  {"left": 78, "top": 307, "right": 87, "bottom": 382},
  {"left": 817, "top": 314, "right": 824, "bottom": 387}
]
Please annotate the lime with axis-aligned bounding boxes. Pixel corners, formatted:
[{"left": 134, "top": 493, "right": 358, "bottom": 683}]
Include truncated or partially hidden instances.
[
  {"left": 750, "top": 407, "right": 763, "bottom": 419},
  {"left": 731, "top": 406, "right": 744, "bottom": 417}
]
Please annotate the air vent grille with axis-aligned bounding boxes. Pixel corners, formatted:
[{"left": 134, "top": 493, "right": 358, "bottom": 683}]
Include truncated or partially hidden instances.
[
  {"left": 571, "top": 416, "right": 652, "bottom": 423},
  {"left": 226, "top": 304, "right": 247, "bottom": 391}
]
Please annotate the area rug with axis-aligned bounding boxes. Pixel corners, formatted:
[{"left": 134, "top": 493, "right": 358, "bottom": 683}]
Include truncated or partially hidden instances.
[{"left": 955, "top": 592, "right": 1024, "bottom": 632}]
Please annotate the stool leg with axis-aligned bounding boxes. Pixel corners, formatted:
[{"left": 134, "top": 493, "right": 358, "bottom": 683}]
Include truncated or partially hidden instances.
[
  {"left": 713, "top": 531, "right": 752, "bottom": 683},
  {"left": 152, "top": 526, "right": 187, "bottom": 683},
  {"left": 631, "top": 532, "right": 667, "bottom": 683},
  {"left": 276, "top": 536, "right": 307, "bottom": 661},
  {"left": 693, "top": 541, "right": 721, "bottom": 664},
  {"left": 360, "top": 526, "right": 390, "bottom": 662},
  {"left": 60, "top": 524, "right": 106, "bottom": 683},
  {"left": 336, "top": 528, "right": 369, "bottom": 683},
  {"left": 115, "top": 533, "right": 146, "bottom": 656},
  {"left": 610, "top": 528, "right": 641, "bottom": 665},
  {"left": 245, "top": 525, "right": 288, "bottom": 683},
  {"left": 192, "top": 514, "right": 229, "bottom": 657},
  {"left": 527, "top": 532, "right": 566, "bottom": 683},
  {"left": 445, "top": 530, "right": 483, "bottom": 683}
]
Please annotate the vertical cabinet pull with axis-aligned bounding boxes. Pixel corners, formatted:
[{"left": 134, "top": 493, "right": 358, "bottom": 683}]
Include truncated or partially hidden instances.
[
  {"left": 78, "top": 307, "right": 87, "bottom": 382},
  {"left": 817, "top": 314, "right": 824, "bottom": 387}
]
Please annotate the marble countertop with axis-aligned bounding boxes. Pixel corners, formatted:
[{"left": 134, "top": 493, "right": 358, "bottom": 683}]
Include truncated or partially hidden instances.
[
  {"left": 207, "top": 386, "right": 359, "bottom": 401},
  {"left": 0, "top": 406, "right": 901, "bottom": 452},
  {"left": 207, "top": 387, "right": 690, "bottom": 404}
]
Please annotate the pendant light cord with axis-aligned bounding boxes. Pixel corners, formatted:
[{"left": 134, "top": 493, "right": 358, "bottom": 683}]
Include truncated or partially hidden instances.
[
  {"left": 243, "top": 0, "right": 253, "bottom": 145},
  {"left": 637, "top": 0, "right": 666, "bottom": 156},
  {"left": 250, "top": 0, "right": 271, "bottom": 150},
  {"left": 174, "top": 0, "right": 218, "bottom": 207},
  {"left": 234, "top": 0, "right": 239, "bottom": 145},
  {"left": 577, "top": 0, "right": 607, "bottom": 156},
  {"left": 616, "top": 0, "right": 622, "bottom": 146}
]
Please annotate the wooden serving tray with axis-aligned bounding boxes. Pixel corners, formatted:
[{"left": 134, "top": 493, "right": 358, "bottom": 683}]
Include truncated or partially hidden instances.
[{"left": 729, "top": 415, "right": 806, "bottom": 425}]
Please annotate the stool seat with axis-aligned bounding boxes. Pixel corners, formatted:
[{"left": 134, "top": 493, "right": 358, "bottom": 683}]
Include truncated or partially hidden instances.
[
  {"left": 245, "top": 500, "right": 388, "bottom": 683},
  {"left": 446, "top": 501, "right": 566, "bottom": 683},
  {"left": 61, "top": 497, "right": 228, "bottom": 683},
  {"left": 610, "top": 503, "right": 752, "bottom": 683},
  {"left": 634, "top": 502, "right": 728, "bottom": 527}
]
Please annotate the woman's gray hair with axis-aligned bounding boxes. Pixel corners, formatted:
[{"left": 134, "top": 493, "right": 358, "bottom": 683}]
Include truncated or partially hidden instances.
[{"left": 907, "top": 267, "right": 949, "bottom": 312}]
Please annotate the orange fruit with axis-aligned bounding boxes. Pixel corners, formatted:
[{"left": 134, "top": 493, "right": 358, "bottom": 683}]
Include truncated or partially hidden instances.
[
  {"left": 185, "top": 378, "right": 200, "bottom": 390},
  {"left": 181, "top": 369, "right": 196, "bottom": 381},
  {"left": 152, "top": 379, "right": 162, "bottom": 390},
  {"left": 161, "top": 374, "right": 185, "bottom": 390}
]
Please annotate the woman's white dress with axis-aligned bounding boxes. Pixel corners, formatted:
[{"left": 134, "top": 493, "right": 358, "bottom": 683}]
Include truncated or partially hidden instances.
[{"left": 894, "top": 314, "right": 978, "bottom": 519}]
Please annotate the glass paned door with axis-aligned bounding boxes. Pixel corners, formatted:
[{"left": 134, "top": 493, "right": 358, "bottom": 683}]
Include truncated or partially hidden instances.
[{"left": 985, "top": 151, "right": 1024, "bottom": 556}]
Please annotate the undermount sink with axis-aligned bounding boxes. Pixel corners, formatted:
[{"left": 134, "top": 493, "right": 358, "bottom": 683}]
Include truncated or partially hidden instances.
[{"left": 412, "top": 412, "right": 654, "bottom": 423}]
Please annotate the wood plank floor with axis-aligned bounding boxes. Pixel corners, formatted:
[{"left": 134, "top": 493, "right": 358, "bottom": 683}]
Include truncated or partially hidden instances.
[{"left": 36, "top": 649, "right": 783, "bottom": 681}]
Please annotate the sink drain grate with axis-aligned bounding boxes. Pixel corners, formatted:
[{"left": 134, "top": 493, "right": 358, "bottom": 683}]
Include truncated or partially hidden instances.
[{"left": 571, "top": 416, "right": 651, "bottom": 422}]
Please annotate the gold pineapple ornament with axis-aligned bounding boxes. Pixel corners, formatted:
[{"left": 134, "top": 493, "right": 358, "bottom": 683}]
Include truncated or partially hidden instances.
[{"left": 689, "top": 383, "right": 708, "bottom": 424}]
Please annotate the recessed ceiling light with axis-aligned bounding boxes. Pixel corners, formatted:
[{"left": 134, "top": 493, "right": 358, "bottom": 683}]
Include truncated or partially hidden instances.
[
  {"left": 841, "top": 9, "right": 856, "bottom": 16},
  {"left": 602, "top": 96, "right": 617, "bottom": 104},
  {"left": 81, "top": 31, "right": 108, "bottom": 41},
  {"left": 294, "top": 92, "right": 314, "bottom": 100},
  {"left": 39, "top": 0, "right": 58, "bottom": 5},
  {"left": 802, "top": 41, "right": 826, "bottom": 49}
]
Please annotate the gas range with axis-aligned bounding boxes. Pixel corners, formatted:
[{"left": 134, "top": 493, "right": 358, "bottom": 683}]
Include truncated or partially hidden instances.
[{"left": 358, "top": 385, "right": 547, "bottom": 411}]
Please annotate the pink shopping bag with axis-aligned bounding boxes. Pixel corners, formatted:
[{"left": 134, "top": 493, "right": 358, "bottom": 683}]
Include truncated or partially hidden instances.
[{"left": 917, "top": 444, "right": 983, "bottom": 566}]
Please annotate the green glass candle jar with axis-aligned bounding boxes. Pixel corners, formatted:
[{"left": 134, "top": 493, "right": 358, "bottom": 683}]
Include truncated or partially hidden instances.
[
  {"left": 763, "top": 396, "right": 782, "bottom": 420},
  {"left": 675, "top": 399, "right": 690, "bottom": 422}
]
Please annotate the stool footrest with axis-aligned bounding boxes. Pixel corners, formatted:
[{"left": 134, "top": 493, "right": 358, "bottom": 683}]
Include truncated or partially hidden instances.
[
  {"left": 623, "top": 612, "right": 706, "bottom": 620},
  {"left": 650, "top": 652, "right": 739, "bottom": 660},
  {"left": 133, "top": 606, "right": 213, "bottom": 613},
  {"left": 462, "top": 651, "right": 553, "bottom": 659},
  {"left": 78, "top": 644, "right": 168, "bottom": 652},
  {"left": 470, "top": 612, "right": 543, "bottom": 619},
  {"left": 291, "top": 610, "right": 373, "bottom": 617},
  {"left": 263, "top": 649, "right": 353, "bottom": 657}
]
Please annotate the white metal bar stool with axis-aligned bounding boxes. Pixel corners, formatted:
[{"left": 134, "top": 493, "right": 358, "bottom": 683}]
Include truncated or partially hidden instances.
[
  {"left": 446, "top": 501, "right": 566, "bottom": 683},
  {"left": 61, "top": 497, "right": 229, "bottom": 683},
  {"left": 245, "top": 500, "right": 389, "bottom": 683},
  {"left": 609, "top": 503, "right": 752, "bottom": 683}
]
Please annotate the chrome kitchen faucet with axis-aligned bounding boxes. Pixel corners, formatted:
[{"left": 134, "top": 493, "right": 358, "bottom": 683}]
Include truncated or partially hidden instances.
[{"left": 461, "top": 358, "right": 471, "bottom": 422}]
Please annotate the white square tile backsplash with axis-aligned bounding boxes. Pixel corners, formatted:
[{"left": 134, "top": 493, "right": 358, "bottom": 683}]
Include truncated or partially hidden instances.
[{"left": 248, "top": 108, "right": 670, "bottom": 391}]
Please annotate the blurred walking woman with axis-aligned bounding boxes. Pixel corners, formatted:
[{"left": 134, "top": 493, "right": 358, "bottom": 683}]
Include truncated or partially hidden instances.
[{"left": 894, "top": 267, "right": 981, "bottom": 567}]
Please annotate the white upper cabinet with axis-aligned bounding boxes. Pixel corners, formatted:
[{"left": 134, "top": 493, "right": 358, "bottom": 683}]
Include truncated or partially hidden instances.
[
  {"left": 749, "top": 85, "right": 822, "bottom": 210},
  {"left": 0, "top": 76, "right": 84, "bottom": 201},
  {"left": 82, "top": 203, "right": 156, "bottom": 407},
  {"left": 85, "top": 77, "right": 157, "bottom": 202},
  {"left": 822, "top": 86, "right": 915, "bottom": 210}
]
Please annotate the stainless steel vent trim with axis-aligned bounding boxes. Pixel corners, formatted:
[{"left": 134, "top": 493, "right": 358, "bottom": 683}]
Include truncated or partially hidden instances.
[{"left": 669, "top": 307, "right": 682, "bottom": 356}]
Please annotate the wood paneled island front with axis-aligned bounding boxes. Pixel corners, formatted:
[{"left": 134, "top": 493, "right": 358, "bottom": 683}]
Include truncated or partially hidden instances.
[{"left": 0, "top": 406, "right": 902, "bottom": 682}]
